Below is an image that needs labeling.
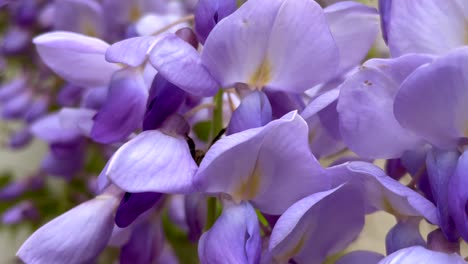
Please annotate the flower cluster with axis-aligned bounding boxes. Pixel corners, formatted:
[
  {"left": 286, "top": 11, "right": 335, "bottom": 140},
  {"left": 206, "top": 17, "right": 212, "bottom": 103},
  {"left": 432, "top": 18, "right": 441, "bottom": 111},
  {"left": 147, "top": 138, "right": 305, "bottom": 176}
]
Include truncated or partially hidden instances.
[{"left": 0, "top": 0, "right": 466, "bottom": 263}]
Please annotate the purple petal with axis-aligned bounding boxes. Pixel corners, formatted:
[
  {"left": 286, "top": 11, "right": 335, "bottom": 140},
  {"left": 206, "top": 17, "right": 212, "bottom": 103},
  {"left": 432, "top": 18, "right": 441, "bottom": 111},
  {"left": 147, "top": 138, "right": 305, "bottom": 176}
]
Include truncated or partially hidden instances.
[
  {"left": 149, "top": 33, "right": 219, "bottom": 96},
  {"left": 198, "top": 201, "right": 261, "bottom": 264},
  {"left": 0, "top": 76, "right": 27, "bottom": 103},
  {"left": 2, "top": 201, "right": 38, "bottom": 224},
  {"left": 54, "top": 0, "right": 104, "bottom": 37},
  {"left": 106, "top": 36, "right": 160, "bottom": 67},
  {"left": 448, "top": 150, "right": 468, "bottom": 242},
  {"left": 194, "top": 0, "right": 237, "bottom": 44},
  {"left": 196, "top": 111, "right": 328, "bottom": 215},
  {"left": 377, "top": 246, "right": 466, "bottom": 264},
  {"left": 327, "top": 162, "right": 439, "bottom": 223},
  {"left": 1, "top": 91, "right": 32, "bottom": 120},
  {"left": 91, "top": 68, "right": 148, "bottom": 144},
  {"left": 115, "top": 192, "right": 163, "bottom": 228},
  {"left": 120, "top": 218, "right": 165, "bottom": 264},
  {"left": 337, "top": 55, "right": 432, "bottom": 158},
  {"left": 267, "top": 184, "right": 365, "bottom": 264},
  {"left": 336, "top": 251, "right": 384, "bottom": 264},
  {"left": 227, "top": 91, "right": 272, "bottom": 135},
  {"left": 8, "top": 127, "right": 32, "bottom": 149},
  {"left": 24, "top": 97, "right": 48, "bottom": 123},
  {"left": 34, "top": 31, "right": 120, "bottom": 87},
  {"left": 42, "top": 144, "right": 84, "bottom": 179},
  {"left": 264, "top": 89, "right": 305, "bottom": 119},
  {"left": 57, "top": 84, "right": 83, "bottom": 107},
  {"left": 184, "top": 193, "right": 207, "bottom": 242},
  {"left": 30, "top": 112, "right": 82, "bottom": 144},
  {"left": 426, "top": 149, "right": 459, "bottom": 241},
  {"left": 324, "top": 2, "right": 379, "bottom": 75},
  {"left": 106, "top": 130, "right": 198, "bottom": 193},
  {"left": 17, "top": 195, "right": 119, "bottom": 264},
  {"left": 394, "top": 48, "right": 468, "bottom": 149},
  {"left": 386, "top": 0, "right": 467, "bottom": 56},
  {"left": 202, "top": 0, "right": 339, "bottom": 92},
  {"left": 143, "top": 74, "right": 186, "bottom": 131},
  {"left": 378, "top": 0, "right": 391, "bottom": 43},
  {"left": 1, "top": 26, "right": 31, "bottom": 55},
  {"left": 385, "top": 217, "right": 426, "bottom": 255}
]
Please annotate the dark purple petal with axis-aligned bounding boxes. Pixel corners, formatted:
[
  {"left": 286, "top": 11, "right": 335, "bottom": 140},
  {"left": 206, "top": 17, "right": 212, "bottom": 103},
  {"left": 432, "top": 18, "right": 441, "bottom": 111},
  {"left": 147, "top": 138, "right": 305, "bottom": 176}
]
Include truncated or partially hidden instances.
[
  {"left": 426, "top": 149, "right": 459, "bottom": 241},
  {"left": 448, "top": 150, "right": 468, "bottom": 242},
  {"left": 194, "top": 0, "right": 237, "bottom": 44},
  {"left": 91, "top": 68, "right": 148, "bottom": 144},
  {"left": 115, "top": 192, "right": 163, "bottom": 228},
  {"left": 143, "top": 74, "right": 186, "bottom": 131},
  {"left": 120, "top": 218, "right": 165, "bottom": 264}
]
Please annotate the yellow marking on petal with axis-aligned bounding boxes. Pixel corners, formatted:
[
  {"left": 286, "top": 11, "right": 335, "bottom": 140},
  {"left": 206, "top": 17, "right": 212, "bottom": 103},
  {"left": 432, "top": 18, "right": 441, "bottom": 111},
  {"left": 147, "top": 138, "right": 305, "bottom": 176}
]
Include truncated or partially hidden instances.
[
  {"left": 249, "top": 59, "right": 272, "bottom": 90},
  {"left": 129, "top": 4, "right": 142, "bottom": 22},
  {"left": 274, "top": 234, "right": 307, "bottom": 262},
  {"left": 382, "top": 197, "right": 403, "bottom": 219},
  {"left": 82, "top": 21, "right": 98, "bottom": 37},
  {"left": 232, "top": 161, "right": 262, "bottom": 203}
]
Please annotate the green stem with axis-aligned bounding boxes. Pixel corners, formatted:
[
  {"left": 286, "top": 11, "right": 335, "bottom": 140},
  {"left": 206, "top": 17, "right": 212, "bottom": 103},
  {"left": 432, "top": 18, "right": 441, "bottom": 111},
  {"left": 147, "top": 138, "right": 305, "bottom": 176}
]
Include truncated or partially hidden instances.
[
  {"left": 205, "top": 197, "right": 217, "bottom": 231},
  {"left": 205, "top": 90, "right": 224, "bottom": 231},
  {"left": 211, "top": 89, "right": 224, "bottom": 139}
]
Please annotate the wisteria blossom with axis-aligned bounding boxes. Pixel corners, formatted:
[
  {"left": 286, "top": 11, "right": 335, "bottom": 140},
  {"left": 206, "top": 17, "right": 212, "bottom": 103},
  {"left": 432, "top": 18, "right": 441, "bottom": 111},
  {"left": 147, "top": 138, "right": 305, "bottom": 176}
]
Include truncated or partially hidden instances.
[{"left": 0, "top": 0, "right": 465, "bottom": 263}]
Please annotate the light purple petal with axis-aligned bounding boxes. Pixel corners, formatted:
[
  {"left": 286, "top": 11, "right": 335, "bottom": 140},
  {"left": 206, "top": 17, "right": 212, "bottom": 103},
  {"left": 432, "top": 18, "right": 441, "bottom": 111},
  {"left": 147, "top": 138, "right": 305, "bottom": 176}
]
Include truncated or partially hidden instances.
[
  {"left": 386, "top": 0, "right": 467, "bottom": 56},
  {"left": 54, "top": 0, "right": 104, "bottom": 37},
  {"left": 301, "top": 88, "right": 339, "bottom": 121},
  {"left": 30, "top": 112, "right": 82, "bottom": 144},
  {"left": 378, "top": 246, "right": 466, "bottom": 264},
  {"left": 106, "top": 130, "right": 198, "bottom": 193},
  {"left": 336, "top": 251, "right": 384, "bottom": 264},
  {"left": 201, "top": 0, "right": 282, "bottom": 88},
  {"left": 227, "top": 90, "right": 272, "bottom": 135},
  {"left": 337, "top": 64, "right": 422, "bottom": 158},
  {"left": 149, "top": 33, "right": 219, "bottom": 96},
  {"left": 198, "top": 201, "right": 261, "bottom": 264},
  {"left": 196, "top": 111, "right": 328, "bottom": 215},
  {"left": 394, "top": 48, "right": 468, "bottom": 149},
  {"left": 1, "top": 91, "right": 32, "bottom": 120},
  {"left": 0, "top": 77, "right": 27, "bottom": 103},
  {"left": 324, "top": 2, "right": 379, "bottom": 75},
  {"left": 265, "top": 0, "right": 339, "bottom": 92},
  {"left": 34, "top": 31, "right": 120, "bottom": 87},
  {"left": 58, "top": 108, "right": 96, "bottom": 137},
  {"left": 268, "top": 184, "right": 365, "bottom": 264},
  {"left": 17, "top": 195, "right": 119, "bottom": 264},
  {"left": 91, "top": 68, "right": 148, "bottom": 144},
  {"left": 106, "top": 36, "right": 160, "bottom": 67},
  {"left": 202, "top": 0, "right": 339, "bottom": 92},
  {"left": 327, "top": 162, "right": 439, "bottom": 224}
]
